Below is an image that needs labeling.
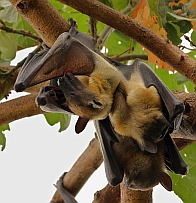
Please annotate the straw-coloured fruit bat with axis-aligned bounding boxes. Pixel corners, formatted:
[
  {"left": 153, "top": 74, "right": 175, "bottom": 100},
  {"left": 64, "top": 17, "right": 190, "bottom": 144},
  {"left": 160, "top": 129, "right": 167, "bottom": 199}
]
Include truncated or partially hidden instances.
[
  {"left": 94, "top": 116, "right": 172, "bottom": 191},
  {"left": 14, "top": 19, "right": 188, "bottom": 191}
]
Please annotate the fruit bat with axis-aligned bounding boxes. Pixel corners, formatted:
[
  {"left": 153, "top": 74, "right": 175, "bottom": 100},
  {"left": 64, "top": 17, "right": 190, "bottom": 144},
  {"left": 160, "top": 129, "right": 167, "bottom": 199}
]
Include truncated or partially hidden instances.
[
  {"left": 94, "top": 116, "right": 172, "bottom": 191},
  {"left": 14, "top": 19, "right": 188, "bottom": 191},
  {"left": 55, "top": 173, "right": 78, "bottom": 203}
]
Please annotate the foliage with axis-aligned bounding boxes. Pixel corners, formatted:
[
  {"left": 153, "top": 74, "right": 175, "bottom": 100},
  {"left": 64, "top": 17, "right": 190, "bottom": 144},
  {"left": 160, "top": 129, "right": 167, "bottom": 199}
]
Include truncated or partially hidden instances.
[
  {"left": 0, "top": 124, "right": 10, "bottom": 151},
  {"left": 169, "top": 143, "right": 196, "bottom": 203},
  {"left": 44, "top": 113, "right": 71, "bottom": 133},
  {"left": 0, "top": 0, "right": 196, "bottom": 200}
]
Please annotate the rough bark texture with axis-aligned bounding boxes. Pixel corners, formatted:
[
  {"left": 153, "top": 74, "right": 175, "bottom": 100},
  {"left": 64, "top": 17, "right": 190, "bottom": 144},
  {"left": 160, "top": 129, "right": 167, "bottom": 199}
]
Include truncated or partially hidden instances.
[
  {"left": 93, "top": 184, "right": 120, "bottom": 203},
  {"left": 10, "top": 0, "right": 70, "bottom": 47},
  {"left": 120, "top": 182, "right": 152, "bottom": 203},
  {"left": 50, "top": 138, "right": 103, "bottom": 202},
  {"left": 173, "top": 92, "right": 196, "bottom": 141},
  {"left": 0, "top": 93, "right": 43, "bottom": 125},
  {"left": 59, "top": 0, "right": 196, "bottom": 85}
]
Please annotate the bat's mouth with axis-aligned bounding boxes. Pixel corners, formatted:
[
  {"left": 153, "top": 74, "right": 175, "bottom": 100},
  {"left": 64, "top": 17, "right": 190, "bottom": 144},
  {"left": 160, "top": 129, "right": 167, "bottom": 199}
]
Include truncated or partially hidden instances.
[{"left": 36, "top": 86, "right": 73, "bottom": 114}]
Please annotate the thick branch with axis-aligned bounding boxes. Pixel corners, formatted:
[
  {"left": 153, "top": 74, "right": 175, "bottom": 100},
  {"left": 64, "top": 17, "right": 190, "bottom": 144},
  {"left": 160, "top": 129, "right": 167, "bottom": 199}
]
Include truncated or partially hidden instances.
[
  {"left": 120, "top": 182, "right": 152, "bottom": 203},
  {"left": 93, "top": 184, "right": 120, "bottom": 203},
  {"left": 10, "top": 0, "right": 70, "bottom": 47},
  {"left": 50, "top": 138, "right": 103, "bottom": 202},
  {"left": 0, "top": 93, "right": 43, "bottom": 125},
  {"left": 59, "top": 0, "right": 196, "bottom": 84}
]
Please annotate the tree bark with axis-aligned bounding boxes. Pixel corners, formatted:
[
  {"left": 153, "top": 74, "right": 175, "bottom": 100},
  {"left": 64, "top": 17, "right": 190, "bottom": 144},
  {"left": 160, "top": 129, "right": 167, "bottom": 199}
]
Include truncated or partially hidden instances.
[
  {"left": 0, "top": 93, "right": 43, "bottom": 125},
  {"left": 59, "top": 0, "right": 196, "bottom": 85},
  {"left": 10, "top": 0, "right": 70, "bottom": 47},
  {"left": 93, "top": 184, "right": 120, "bottom": 203},
  {"left": 120, "top": 182, "right": 152, "bottom": 203}
]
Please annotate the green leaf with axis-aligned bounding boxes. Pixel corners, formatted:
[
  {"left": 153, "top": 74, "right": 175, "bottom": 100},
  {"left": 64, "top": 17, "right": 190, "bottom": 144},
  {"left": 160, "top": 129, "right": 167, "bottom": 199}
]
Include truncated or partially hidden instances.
[
  {"left": 158, "top": 0, "right": 168, "bottom": 26},
  {"left": 105, "top": 30, "right": 131, "bottom": 56},
  {"left": 174, "top": 20, "right": 192, "bottom": 34},
  {"left": 44, "top": 113, "right": 71, "bottom": 132},
  {"left": 167, "top": 12, "right": 196, "bottom": 21},
  {"left": 152, "top": 67, "right": 186, "bottom": 91},
  {"left": 0, "top": 5, "right": 18, "bottom": 23},
  {"left": 49, "top": 0, "right": 64, "bottom": 10},
  {"left": 99, "top": 0, "right": 114, "bottom": 8},
  {"left": 174, "top": 75, "right": 189, "bottom": 85},
  {"left": 0, "top": 124, "right": 10, "bottom": 151},
  {"left": 0, "top": 30, "right": 17, "bottom": 60},
  {"left": 191, "top": 31, "right": 196, "bottom": 44},
  {"left": 165, "top": 22, "right": 181, "bottom": 45},
  {"left": 15, "top": 16, "right": 37, "bottom": 48},
  {"left": 169, "top": 143, "right": 196, "bottom": 203},
  {"left": 112, "top": 0, "right": 129, "bottom": 11}
]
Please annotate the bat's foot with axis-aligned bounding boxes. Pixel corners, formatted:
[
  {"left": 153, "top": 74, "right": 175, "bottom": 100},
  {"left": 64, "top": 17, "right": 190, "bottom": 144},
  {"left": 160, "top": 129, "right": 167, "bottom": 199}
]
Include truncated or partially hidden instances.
[{"left": 58, "top": 72, "right": 86, "bottom": 97}]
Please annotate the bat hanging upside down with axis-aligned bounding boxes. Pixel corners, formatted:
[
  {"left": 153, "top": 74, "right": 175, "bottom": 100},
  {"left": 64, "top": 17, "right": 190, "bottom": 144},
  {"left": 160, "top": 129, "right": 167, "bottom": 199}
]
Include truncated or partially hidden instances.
[{"left": 14, "top": 18, "right": 188, "bottom": 192}]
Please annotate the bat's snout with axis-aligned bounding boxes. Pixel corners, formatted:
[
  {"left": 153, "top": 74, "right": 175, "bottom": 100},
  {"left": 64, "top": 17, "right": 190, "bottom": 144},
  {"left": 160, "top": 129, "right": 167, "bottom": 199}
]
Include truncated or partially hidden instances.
[{"left": 14, "top": 82, "right": 26, "bottom": 92}]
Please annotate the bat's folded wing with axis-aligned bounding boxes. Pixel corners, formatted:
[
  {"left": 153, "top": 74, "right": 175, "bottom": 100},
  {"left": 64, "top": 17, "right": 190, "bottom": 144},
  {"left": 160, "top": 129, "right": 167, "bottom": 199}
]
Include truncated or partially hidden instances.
[{"left": 94, "top": 117, "right": 124, "bottom": 186}]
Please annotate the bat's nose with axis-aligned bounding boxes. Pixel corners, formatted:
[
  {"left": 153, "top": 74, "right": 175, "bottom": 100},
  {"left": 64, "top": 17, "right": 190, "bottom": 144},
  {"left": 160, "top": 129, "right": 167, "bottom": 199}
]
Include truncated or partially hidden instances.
[{"left": 36, "top": 96, "right": 47, "bottom": 106}]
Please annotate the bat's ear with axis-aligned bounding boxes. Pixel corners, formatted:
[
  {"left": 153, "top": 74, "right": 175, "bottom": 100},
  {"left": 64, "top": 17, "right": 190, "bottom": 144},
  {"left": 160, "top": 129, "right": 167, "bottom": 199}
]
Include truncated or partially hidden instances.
[
  {"left": 160, "top": 172, "right": 172, "bottom": 191},
  {"left": 75, "top": 117, "right": 89, "bottom": 134},
  {"left": 142, "top": 139, "right": 157, "bottom": 154},
  {"left": 155, "top": 114, "right": 172, "bottom": 128}
]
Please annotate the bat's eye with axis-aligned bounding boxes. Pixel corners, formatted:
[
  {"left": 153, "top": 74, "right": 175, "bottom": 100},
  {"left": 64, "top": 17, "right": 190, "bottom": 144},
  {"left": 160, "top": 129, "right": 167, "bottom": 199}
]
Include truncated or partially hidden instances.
[{"left": 88, "top": 100, "right": 103, "bottom": 109}]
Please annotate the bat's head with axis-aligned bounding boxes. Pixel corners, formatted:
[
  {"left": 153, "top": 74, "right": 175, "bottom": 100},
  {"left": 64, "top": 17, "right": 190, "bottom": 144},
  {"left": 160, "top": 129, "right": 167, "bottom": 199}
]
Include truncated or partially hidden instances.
[
  {"left": 113, "top": 136, "right": 172, "bottom": 191},
  {"left": 124, "top": 170, "right": 172, "bottom": 192},
  {"left": 57, "top": 73, "right": 113, "bottom": 120}
]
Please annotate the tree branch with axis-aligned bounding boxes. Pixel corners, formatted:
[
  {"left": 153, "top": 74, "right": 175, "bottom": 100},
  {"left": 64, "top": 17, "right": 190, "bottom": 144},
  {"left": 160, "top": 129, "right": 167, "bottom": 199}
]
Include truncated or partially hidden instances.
[
  {"left": 58, "top": 0, "right": 196, "bottom": 85},
  {"left": 50, "top": 138, "right": 103, "bottom": 202},
  {"left": 120, "top": 182, "right": 152, "bottom": 203},
  {"left": 0, "top": 93, "right": 43, "bottom": 125},
  {"left": 10, "top": 0, "right": 70, "bottom": 47},
  {"left": 93, "top": 184, "right": 120, "bottom": 203}
]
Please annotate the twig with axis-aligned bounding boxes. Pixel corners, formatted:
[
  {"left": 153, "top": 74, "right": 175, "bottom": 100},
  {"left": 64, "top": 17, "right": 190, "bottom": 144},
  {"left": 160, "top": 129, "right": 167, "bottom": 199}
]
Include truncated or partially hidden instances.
[
  {"left": 0, "top": 20, "right": 42, "bottom": 42},
  {"left": 89, "top": 17, "right": 97, "bottom": 39},
  {"left": 112, "top": 54, "right": 148, "bottom": 62},
  {"left": 184, "top": 35, "right": 196, "bottom": 48}
]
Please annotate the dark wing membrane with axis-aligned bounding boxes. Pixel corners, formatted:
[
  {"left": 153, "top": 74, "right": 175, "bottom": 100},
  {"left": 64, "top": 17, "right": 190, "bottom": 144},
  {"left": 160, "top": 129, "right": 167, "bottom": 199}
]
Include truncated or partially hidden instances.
[
  {"left": 134, "top": 59, "right": 184, "bottom": 129},
  {"left": 14, "top": 21, "right": 97, "bottom": 93},
  {"left": 14, "top": 32, "right": 95, "bottom": 92},
  {"left": 94, "top": 117, "right": 124, "bottom": 186},
  {"left": 14, "top": 47, "right": 49, "bottom": 92},
  {"left": 164, "top": 132, "right": 188, "bottom": 175}
]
